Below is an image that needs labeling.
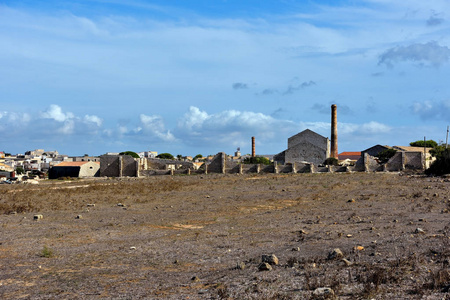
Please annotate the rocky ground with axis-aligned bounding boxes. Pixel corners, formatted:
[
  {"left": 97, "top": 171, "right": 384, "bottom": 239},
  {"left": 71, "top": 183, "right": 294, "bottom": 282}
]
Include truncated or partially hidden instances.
[{"left": 0, "top": 172, "right": 449, "bottom": 299}]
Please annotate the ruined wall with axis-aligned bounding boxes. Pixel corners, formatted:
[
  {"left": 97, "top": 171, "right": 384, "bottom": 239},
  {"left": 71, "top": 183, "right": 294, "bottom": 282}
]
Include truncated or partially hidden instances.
[
  {"left": 385, "top": 152, "right": 404, "bottom": 171},
  {"left": 273, "top": 150, "right": 286, "bottom": 165},
  {"left": 405, "top": 152, "right": 424, "bottom": 170},
  {"left": 207, "top": 152, "right": 226, "bottom": 173},
  {"left": 100, "top": 155, "right": 137, "bottom": 177},
  {"left": 122, "top": 155, "right": 137, "bottom": 177},
  {"left": 100, "top": 155, "right": 120, "bottom": 177}
]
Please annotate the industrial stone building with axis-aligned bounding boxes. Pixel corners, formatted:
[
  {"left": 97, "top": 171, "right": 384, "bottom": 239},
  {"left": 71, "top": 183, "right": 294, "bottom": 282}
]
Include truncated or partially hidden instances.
[
  {"left": 49, "top": 161, "right": 100, "bottom": 179},
  {"left": 273, "top": 129, "right": 331, "bottom": 166}
]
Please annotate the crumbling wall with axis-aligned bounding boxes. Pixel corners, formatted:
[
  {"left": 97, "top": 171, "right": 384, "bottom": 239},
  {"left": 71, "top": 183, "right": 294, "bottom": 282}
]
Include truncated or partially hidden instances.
[
  {"left": 100, "top": 155, "right": 120, "bottom": 177},
  {"left": 385, "top": 152, "right": 403, "bottom": 171},
  {"left": 405, "top": 152, "right": 424, "bottom": 170},
  {"left": 100, "top": 155, "right": 137, "bottom": 177},
  {"left": 207, "top": 152, "right": 226, "bottom": 173}
]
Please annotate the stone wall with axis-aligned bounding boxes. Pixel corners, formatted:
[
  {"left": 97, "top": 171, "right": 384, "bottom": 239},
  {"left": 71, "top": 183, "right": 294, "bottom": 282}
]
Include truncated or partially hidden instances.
[
  {"left": 100, "top": 155, "right": 120, "bottom": 177},
  {"left": 285, "top": 141, "right": 328, "bottom": 166},
  {"left": 405, "top": 152, "right": 424, "bottom": 170},
  {"left": 100, "top": 155, "right": 137, "bottom": 177},
  {"left": 207, "top": 152, "right": 226, "bottom": 174},
  {"left": 385, "top": 152, "right": 404, "bottom": 171}
]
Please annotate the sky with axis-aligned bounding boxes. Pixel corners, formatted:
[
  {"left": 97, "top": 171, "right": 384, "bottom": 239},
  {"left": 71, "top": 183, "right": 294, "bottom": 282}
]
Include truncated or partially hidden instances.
[{"left": 1, "top": 0, "right": 450, "bottom": 156}]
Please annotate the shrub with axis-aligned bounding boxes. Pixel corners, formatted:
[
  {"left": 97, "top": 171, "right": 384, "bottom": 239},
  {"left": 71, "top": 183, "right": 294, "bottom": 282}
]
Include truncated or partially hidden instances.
[
  {"left": 40, "top": 245, "right": 54, "bottom": 258},
  {"left": 324, "top": 157, "right": 338, "bottom": 166},
  {"left": 426, "top": 148, "right": 450, "bottom": 176},
  {"left": 242, "top": 156, "right": 272, "bottom": 165},
  {"left": 15, "top": 166, "right": 25, "bottom": 175},
  {"left": 376, "top": 149, "right": 397, "bottom": 163}
]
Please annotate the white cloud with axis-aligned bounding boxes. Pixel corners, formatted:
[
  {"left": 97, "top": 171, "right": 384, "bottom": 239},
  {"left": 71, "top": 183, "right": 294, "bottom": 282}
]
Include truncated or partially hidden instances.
[
  {"left": 84, "top": 115, "right": 103, "bottom": 127},
  {"left": 40, "top": 104, "right": 74, "bottom": 122},
  {"left": 139, "top": 114, "right": 175, "bottom": 142},
  {"left": 379, "top": 42, "right": 450, "bottom": 68},
  {"left": 411, "top": 100, "right": 450, "bottom": 120}
]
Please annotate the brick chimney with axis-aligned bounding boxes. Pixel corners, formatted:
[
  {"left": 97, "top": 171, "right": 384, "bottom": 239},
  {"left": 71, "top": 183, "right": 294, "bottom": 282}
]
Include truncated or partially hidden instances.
[
  {"left": 251, "top": 136, "right": 255, "bottom": 158},
  {"left": 331, "top": 104, "right": 338, "bottom": 158}
]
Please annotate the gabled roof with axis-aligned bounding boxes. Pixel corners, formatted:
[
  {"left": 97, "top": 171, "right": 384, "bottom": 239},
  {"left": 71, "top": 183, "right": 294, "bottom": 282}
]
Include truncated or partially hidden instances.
[
  {"left": 55, "top": 161, "right": 100, "bottom": 167},
  {"left": 289, "top": 129, "right": 327, "bottom": 140}
]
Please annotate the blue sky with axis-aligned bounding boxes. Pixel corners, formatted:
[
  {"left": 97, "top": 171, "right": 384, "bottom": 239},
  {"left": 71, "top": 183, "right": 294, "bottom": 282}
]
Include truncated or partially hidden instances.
[{"left": 1, "top": 0, "right": 449, "bottom": 156}]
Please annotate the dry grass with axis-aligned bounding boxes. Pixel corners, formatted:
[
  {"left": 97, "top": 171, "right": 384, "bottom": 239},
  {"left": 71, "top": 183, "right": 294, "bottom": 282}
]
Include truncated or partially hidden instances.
[{"left": 0, "top": 173, "right": 449, "bottom": 299}]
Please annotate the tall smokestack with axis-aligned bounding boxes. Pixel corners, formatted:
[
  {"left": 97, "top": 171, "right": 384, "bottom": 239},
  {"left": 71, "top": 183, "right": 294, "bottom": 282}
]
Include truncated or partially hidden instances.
[
  {"left": 252, "top": 136, "right": 255, "bottom": 158},
  {"left": 331, "top": 104, "right": 338, "bottom": 159}
]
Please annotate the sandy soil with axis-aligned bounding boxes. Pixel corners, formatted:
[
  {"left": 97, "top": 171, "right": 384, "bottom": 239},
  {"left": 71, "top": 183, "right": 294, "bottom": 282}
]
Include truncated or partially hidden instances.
[{"left": 0, "top": 172, "right": 449, "bottom": 299}]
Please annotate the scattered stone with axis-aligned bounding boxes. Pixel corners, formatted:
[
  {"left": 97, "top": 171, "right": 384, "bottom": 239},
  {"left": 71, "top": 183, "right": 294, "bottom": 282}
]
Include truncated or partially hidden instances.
[
  {"left": 205, "top": 195, "right": 210, "bottom": 198},
  {"left": 130, "top": 246, "right": 136, "bottom": 250},
  {"left": 393, "top": 219, "right": 398, "bottom": 223},
  {"left": 298, "top": 229, "right": 308, "bottom": 235},
  {"left": 117, "top": 203, "right": 125, "bottom": 207},
  {"left": 258, "top": 262, "right": 272, "bottom": 271},
  {"left": 355, "top": 246, "right": 364, "bottom": 251},
  {"left": 262, "top": 254, "right": 279, "bottom": 265},
  {"left": 433, "top": 193, "right": 439, "bottom": 197},
  {"left": 75, "top": 215, "right": 82, "bottom": 219},
  {"left": 346, "top": 234, "right": 352, "bottom": 238},
  {"left": 292, "top": 247, "right": 300, "bottom": 252},
  {"left": 348, "top": 198, "right": 355, "bottom": 203},
  {"left": 418, "top": 218, "right": 426, "bottom": 222},
  {"left": 312, "top": 287, "right": 335, "bottom": 299},
  {"left": 191, "top": 276, "right": 200, "bottom": 282},
  {"left": 33, "top": 215, "right": 43, "bottom": 221},
  {"left": 327, "top": 248, "right": 343, "bottom": 260},
  {"left": 415, "top": 228, "right": 425, "bottom": 234},
  {"left": 87, "top": 204, "right": 95, "bottom": 207},
  {"left": 173, "top": 259, "right": 178, "bottom": 264},
  {"left": 342, "top": 258, "right": 352, "bottom": 266},
  {"left": 370, "top": 227, "right": 376, "bottom": 231},
  {"left": 236, "top": 262, "right": 246, "bottom": 270}
]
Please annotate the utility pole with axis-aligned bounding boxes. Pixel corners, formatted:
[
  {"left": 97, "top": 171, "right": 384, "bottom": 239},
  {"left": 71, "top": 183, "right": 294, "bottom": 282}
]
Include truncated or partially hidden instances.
[{"left": 446, "top": 126, "right": 449, "bottom": 149}]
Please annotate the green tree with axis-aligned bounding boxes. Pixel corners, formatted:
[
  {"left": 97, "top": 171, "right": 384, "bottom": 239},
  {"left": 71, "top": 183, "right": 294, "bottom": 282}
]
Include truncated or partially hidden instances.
[
  {"left": 119, "top": 151, "right": 140, "bottom": 158},
  {"left": 157, "top": 153, "right": 174, "bottom": 160},
  {"left": 176, "top": 154, "right": 183, "bottom": 160},
  {"left": 376, "top": 149, "right": 397, "bottom": 163},
  {"left": 193, "top": 154, "right": 203, "bottom": 161},
  {"left": 426, "top": 148, "right": 450, "bottom": 175},
  {"left": 410, "top": 140, "right": 438, "bottom": 148},
  {"left": 15, "top": 166, "right": 25, "bottom": 175},
  {"left": 242, "top": 156, "right": 272, "bottom": 165},
  {"left": 323, "top": 157, "right": 338, "bottom": 166}
]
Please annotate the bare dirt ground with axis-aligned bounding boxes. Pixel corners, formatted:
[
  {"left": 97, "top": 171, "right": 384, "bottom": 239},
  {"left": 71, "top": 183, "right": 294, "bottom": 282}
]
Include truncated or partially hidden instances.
[{"left": 1, "top": 172, "right": 449, "bottom": 299}]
